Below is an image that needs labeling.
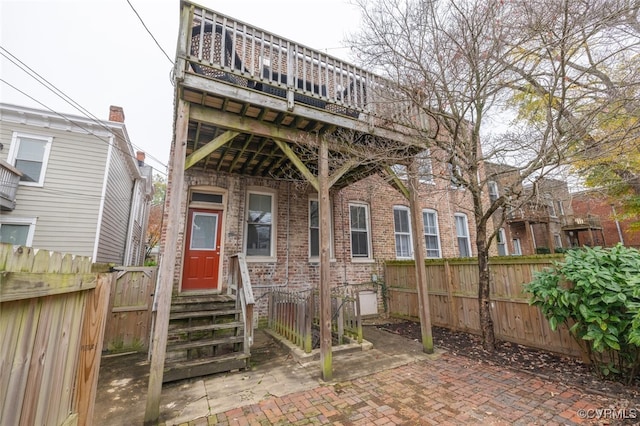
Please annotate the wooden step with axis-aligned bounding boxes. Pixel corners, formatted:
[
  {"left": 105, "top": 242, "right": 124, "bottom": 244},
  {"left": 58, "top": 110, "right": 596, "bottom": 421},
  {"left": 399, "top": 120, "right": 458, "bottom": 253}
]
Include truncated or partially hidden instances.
[
  {"left": 163, "top": 353, "right": 250, "bottom": 383},
  {"left": 168, "top": 321, "right": 244, "bottom": 336},
  {"left": 171, "top": 294, "right": 236, "bottom": 312},
  {"left": 167, "top": 335, "right": 245, "bottom": 352},
  {"left": 169, "top": 309, "right": 239, "bottom": 321}
]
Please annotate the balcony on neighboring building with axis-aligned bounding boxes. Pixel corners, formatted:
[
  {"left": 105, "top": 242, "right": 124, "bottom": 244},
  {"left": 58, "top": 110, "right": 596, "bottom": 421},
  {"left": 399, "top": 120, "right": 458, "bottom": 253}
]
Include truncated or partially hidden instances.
[
  {"left": 562, "top": 215, "right": 602, "bottom": 232},
  {"left": 0, "top": 160, "right": 22, "bottom": 211}
]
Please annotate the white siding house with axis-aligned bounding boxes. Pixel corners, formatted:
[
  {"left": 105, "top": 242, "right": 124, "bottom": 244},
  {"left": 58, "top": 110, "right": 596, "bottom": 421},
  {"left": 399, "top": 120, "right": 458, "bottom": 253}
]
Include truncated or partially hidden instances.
[{"left": 0, "top": 103, "right": 153, "bottom": 266}]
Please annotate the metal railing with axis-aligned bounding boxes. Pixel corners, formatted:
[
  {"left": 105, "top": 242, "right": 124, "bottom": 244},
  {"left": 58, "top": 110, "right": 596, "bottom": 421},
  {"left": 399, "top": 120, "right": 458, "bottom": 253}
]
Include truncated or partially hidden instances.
[
  {"left": 268, "top": 286, "right": 362, "bottom": 353},
  {"left": 0, "top": 160, "right": 22, "bottom": 211},
  {"left": 227, "top": 253, "right": 255, "bottom": 350},
  {"left": 180, "top": 1, "right": 411, "bottom": 122}
]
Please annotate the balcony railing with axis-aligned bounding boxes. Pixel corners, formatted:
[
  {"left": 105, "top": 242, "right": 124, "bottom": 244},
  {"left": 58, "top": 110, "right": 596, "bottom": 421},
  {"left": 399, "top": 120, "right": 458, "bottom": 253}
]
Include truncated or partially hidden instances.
[
  {"left": 0, "top": 160, "right": 22, "bottom": 211},
  {"left": 563, "top": 215, "right": 602, "bottom": 229},
  {"left": 179, "top": 1, "right": 412, "bottom": 124}
]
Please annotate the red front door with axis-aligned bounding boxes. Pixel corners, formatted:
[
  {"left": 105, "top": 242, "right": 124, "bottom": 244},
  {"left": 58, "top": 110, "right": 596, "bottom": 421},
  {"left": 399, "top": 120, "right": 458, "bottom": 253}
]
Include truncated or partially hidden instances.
[{"left": 182, "top": 208, "right": 223, "bottom": 292}]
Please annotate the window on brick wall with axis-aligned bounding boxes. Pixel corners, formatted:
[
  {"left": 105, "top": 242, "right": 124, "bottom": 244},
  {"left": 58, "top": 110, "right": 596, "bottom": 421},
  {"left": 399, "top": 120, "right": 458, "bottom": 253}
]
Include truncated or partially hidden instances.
[
  {"left": 497, "top": 228, "right": 508, "bottom": 256},
  {"left": 309, "top": 197, "right": 334, "bottom": 260},
  {"left": 488, "top": 181, "right": 499, "bottom": 203},
  {"left": 349, "top": 203, "right": 372, "bottom": 260},
  {"left": 245, "top": 190, "right": 276, "bottom": 260},
  {"left": 454, "top": 213, "right": 472, "bottom": 257},
  {"left": 422, "top": 209, "right": 441, "bottom": 258},
  {"left": 393, "top": 206, "right": 413, "bottom": 259}
]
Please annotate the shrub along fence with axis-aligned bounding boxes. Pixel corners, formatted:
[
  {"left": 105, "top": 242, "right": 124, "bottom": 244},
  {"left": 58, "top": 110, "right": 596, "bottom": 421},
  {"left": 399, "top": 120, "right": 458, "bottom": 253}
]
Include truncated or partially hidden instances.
[
  {"left": 385, "top": 257, "right": 584, "bottom": 358},
  {"left": 0, "top": 244, "right": 112, "bottom": 426}
]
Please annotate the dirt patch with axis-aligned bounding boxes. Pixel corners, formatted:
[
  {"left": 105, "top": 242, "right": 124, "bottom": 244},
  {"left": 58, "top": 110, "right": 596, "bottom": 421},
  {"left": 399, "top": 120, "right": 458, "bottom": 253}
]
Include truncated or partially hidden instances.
[{"left": 377, "top": 321, "right": 640, "bottom": 402}]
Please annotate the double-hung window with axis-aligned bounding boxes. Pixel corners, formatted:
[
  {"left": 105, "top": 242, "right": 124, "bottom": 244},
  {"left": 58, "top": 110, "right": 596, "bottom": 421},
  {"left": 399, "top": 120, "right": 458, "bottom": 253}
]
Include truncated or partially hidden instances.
[
  {"left": 349, "top": 203, "right": 371, "bottom": 260},
  {"left": 8, "top": 133, "right": 53, "bottom": 187},
  {"left": 454, "top": 213, "right": 472, "bottom": 257},
  {"left": 422, "top": 209, "right": 441, "bottom": 258},
  {"left": 393, "top": 206, "right": 412, "bottom": 259},
  {"left": 497, "top": 228, "right": 508, "bottom": 256},
  {"left": 417, "top": 150, "right": 434, "bottom": 183},
  {"left": 309, "top": 197, "right": 334, "bottom": 260},
  {"left": 245, "top": 191, "right": 275, "bottom": 259},
  {"left": 0, "top": 217, "right": 37, "bottom": 246},
  {"left": 488, "top": 181, "right": 499, "bottom": 203}
]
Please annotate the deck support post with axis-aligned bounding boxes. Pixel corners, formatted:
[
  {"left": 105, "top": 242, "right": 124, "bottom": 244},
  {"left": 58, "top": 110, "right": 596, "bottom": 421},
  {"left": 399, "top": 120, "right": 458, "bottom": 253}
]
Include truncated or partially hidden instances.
[
  {"left": 408, "top": 159, "right": 434, "bottom": 353},
  {"left": 319, "top": 135, "right": 332, "bottom": 380},
  {"left": 144, "top": 99, "right": 189, "bottom": 425}
]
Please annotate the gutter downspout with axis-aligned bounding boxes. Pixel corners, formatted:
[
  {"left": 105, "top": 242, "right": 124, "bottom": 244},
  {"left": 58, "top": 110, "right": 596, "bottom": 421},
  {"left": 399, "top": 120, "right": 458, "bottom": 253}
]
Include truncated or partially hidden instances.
[{"left": 611, "top": 204, "right": 624, "bottom": 245}]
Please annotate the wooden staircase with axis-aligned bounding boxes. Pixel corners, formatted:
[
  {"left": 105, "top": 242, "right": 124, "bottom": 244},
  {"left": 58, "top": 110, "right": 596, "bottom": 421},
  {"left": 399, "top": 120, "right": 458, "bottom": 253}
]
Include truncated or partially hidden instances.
[{"left": 163, "top": 294, "right": 250, "bottom": 382}]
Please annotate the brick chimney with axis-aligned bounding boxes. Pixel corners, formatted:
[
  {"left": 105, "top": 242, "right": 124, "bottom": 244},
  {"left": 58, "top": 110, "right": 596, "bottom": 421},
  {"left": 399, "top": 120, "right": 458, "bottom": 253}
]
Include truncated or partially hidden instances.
[
  {"left": 109, "top": 105, "right": 125, "bottom": 123},
  {"left": 136, "top": 151, "right": 145, "bottom": 166}
]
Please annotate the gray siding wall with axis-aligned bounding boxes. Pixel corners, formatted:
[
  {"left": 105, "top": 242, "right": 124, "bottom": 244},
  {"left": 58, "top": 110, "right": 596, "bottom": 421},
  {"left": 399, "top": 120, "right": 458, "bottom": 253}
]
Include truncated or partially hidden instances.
[
  {"left": 0, "top": 123, "right": 108, "bottom": 256},
  {"left": 96, "top": 144, "right": 135, "bottom": 264}
]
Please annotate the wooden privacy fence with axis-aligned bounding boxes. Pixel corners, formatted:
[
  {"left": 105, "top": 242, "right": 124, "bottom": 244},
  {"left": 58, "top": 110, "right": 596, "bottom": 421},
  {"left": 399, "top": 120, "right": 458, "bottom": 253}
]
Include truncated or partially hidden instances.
[
  {"left": 268, "top": 287, "right": 363, "bottom": 353},
  {"left": 0, "top": 244, "right": 112, "bottom": 426},
  {"left": 385, "top": 257, "right": 584, "bottom": 358}
]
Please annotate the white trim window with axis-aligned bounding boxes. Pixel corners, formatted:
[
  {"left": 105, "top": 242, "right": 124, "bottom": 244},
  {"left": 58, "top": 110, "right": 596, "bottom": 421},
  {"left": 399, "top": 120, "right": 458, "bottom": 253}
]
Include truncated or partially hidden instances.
[
  {"left": 417, "top": 150, "right": 434, "bottom": 183},
  {"left": 545, "top": 193, "right": 557, "bottom": 217},
  {"left": 553, "top": 233, "right": 563, "bottom": 249},
  {"left": 393, "top": 206, "right": 413, "bottom": 259},
  {"left": 308, "top": 197, "right": 334, "bottom": 260},
  {"left": 0, "top": 217, "right": 37, "bottom": 246},
  {"left": 488, "top": 181, "right": 499, "bottom": 203},
  {"left": 7, "top": 132, "right": 53, "bottom": 187},
  {"left": 497, "top": 228, "right": 508, "bottom": 256},
  {"left": 512, "top": 238, "right": 522, "bottom": 256},
  {"left": 422, "top": 209, "right": 441, "bottom": 258},
  {"left": 349, "top": 203, "right": 372, "bottom": 260},
  {"left": 448, "top": 161, "right": 464, "bottom": 189},
  {"left": 245, "top": 190, "right": 276, "bottom": 260},
  {"left": 454, "top": 213, "right": 472, "bottom": 257}
]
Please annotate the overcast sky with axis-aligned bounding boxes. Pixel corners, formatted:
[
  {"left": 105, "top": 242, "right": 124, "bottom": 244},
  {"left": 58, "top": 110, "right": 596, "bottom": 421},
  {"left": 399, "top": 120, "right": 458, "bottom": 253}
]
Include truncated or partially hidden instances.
[{"left": 0, "top": 0, "right": 361, "bottom": 176}]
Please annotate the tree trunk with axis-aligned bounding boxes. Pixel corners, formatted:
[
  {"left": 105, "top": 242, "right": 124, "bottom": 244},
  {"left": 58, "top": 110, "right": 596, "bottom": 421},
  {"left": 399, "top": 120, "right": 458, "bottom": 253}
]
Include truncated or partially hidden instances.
[{"left": 476, "top": 226, "right": 496, "bottom": 352}]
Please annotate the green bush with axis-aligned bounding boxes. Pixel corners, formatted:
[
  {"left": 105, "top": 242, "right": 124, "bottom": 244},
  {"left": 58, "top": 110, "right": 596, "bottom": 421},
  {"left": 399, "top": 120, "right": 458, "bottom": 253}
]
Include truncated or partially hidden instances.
[{"left": 524, "top": 244, "right": 640, "bottom": 384}]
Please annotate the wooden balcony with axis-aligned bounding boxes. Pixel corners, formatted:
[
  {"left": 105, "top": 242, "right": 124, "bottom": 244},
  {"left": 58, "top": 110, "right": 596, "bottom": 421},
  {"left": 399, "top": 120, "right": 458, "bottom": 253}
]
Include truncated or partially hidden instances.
[
  {"left": 562, "top": 215, "right": 602, "bottom": 231},
  {"left": 0, "top": 160, "right": 22, "bottom": 211},
  {"left": 175, "top": 1, "right": 420, "bottom": 187}
]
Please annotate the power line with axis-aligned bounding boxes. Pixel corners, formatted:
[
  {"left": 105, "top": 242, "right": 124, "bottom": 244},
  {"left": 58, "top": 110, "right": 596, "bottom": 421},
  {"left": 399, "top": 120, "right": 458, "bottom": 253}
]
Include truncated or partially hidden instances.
[
  {"left": 0, "top": 46, "right": 168, "bottom": 175},
  {"left": 126, "top": 0, "right": 174, "bottom": 65},
  {"left": 0, "top": 78, "right": 167, "bottom": 177}
]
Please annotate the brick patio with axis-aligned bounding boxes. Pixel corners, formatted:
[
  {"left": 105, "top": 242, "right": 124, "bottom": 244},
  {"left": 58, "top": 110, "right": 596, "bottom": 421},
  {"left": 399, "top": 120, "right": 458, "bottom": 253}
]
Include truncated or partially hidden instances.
[{"left": 179, "top": 352, "right": 637, "bottom": 425}]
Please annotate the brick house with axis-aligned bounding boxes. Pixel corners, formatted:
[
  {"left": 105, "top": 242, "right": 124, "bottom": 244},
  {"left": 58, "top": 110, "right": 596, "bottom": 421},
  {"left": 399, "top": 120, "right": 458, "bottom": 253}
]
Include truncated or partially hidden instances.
[
  {"left": 485, "top": 162, "right": 597, "bottom": 255},
  {"left": 571, "top": 190, "right": 640, "bottom": 248},
  {"left": 147, "top": 2, "right": 485, "bottom": 387}
]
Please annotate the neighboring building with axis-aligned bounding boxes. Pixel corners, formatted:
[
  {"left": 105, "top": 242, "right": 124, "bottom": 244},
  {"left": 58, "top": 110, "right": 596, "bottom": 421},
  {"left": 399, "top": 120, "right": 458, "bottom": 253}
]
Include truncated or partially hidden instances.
[
  {"left": 0, "top": 103, "right": 153, "bottom": 265},
  {"left": 571, "top": 189, "right": 640, "bottom": 249},
  {"left": 486, "top": 162, "right": 603, "bottom": 255}
]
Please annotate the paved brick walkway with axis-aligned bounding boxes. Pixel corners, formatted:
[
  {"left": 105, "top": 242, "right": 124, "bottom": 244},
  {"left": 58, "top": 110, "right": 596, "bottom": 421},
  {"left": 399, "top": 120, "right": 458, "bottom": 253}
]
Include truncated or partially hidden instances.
[{"left": 178, "top": 352, "right": 637, "bottom": 425}]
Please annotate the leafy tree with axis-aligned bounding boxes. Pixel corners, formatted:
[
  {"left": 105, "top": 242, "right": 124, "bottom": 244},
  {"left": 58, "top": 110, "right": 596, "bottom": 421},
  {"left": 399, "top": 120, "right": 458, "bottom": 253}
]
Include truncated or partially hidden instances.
[
  {"left": 525, "top": 245, "right": 640, "bottom": 384},
  {"left": 145, "top": 174, "right": 166, "bottom": 260}
]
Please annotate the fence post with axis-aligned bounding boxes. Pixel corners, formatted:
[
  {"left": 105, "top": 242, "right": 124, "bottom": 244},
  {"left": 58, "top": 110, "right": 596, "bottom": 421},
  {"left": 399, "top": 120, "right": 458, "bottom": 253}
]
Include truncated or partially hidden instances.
[
  {"left": 337, "top": 293, "right": 344, "bottom": 344},
  {"left": 304, "top": 291, "right": 313, "bottom": 353}
]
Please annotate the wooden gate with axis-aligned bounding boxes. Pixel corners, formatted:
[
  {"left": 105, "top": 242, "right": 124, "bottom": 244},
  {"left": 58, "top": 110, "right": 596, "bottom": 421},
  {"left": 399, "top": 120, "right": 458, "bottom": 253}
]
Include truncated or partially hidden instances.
[{"left": 103, "top": 266, "right": 157, "bottom": 353}]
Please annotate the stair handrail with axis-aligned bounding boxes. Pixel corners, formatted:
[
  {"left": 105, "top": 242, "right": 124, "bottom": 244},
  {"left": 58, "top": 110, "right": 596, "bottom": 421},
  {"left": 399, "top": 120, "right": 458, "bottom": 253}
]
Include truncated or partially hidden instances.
[{"left": 228, "top": 253, "right": 255, "bottom": 348}]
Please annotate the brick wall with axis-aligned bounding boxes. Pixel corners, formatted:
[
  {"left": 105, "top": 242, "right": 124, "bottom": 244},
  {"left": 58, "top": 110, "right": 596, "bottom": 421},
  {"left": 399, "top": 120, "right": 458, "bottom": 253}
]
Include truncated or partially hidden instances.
[
  {"left": 572, "top": 191, "right": 640, "bottom": 248},
  {"left": 168, "top": 168, "right": 484, "bottom": 320}
]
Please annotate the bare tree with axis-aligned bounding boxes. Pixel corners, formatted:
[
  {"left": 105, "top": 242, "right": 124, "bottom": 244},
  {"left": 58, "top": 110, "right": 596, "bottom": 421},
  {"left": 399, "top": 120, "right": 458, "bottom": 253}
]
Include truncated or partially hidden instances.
[{"left": 347, "top": 0, "right": 567, "bottom": 351}]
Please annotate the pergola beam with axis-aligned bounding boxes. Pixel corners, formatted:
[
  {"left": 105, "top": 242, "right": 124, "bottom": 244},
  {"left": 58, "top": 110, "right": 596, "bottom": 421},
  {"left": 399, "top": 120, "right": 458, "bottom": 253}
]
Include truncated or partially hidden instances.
[{"left": 185, "top": 130, "right": 240, "bottom": 170}]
